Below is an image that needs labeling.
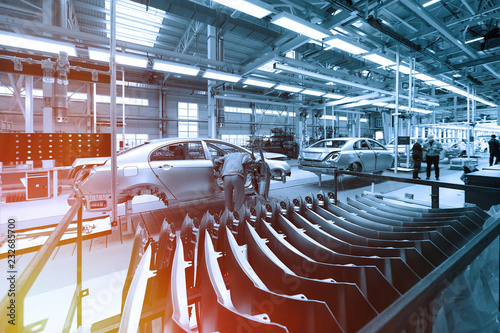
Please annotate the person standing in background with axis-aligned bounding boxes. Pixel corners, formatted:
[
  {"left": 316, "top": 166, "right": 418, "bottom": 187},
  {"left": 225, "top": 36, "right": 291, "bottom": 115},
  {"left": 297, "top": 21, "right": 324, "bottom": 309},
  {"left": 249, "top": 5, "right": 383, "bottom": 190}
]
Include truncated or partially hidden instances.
[
  {"left": 423, "top": 135, "right": 443, "bottom": 181},
  {"left": 412, "top": 138, "right": 423, "bottom": 180},
  {"left": 488, "top": 134, "right": 500, "bottom": 166}
]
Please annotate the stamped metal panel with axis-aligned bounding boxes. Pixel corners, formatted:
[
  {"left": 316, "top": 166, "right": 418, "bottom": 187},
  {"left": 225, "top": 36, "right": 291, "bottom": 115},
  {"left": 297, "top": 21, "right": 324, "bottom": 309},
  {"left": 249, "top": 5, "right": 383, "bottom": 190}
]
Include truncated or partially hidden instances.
[
  {"left": 256, "top": 218, "right": 400, "bottom": 312},
  {"left": 338, "top": 199, "right": 459, "bottom": 253},
  {"left": 288, "top": 210, "right": 424, "bottom": 281},
  {"left": 163, "top": 234, "right": 196, "bottom": 333},
  {"left": 198, "top": 231, "right": 289, "bottom": 333},
  {"left": 359, "top": 194, "right": 481, "bottom": 238},
  {"left": 225, "top": 227, "right": 341, "bottom": 333},
  {"left": 245, "top": 222, "right": 378, "bottom": 333},
  {"left": 300, "top": 208, "right": 436, "bottom": 278},
  {"left": 351, "top": 196, "right": 468, "bottom": 245},
  {"left": 275, "top": 213, "right": 418, "bottom": 294},
  {"left": 118, "top": 244, "right": 155, "bottom": 333},
  {"left": 313, "top": 204, "right": 449, "bottom": 267}
]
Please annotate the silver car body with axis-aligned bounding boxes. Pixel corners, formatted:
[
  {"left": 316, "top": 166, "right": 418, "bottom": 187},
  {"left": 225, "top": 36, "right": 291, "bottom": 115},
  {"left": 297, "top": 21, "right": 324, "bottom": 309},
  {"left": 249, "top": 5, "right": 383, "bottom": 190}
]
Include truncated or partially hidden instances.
[
  {"left": 68, "top": 138, "right": 291, "bottom": 212},
  {"left": 298, "top": 138, "right": 394, "bottom": 172}
]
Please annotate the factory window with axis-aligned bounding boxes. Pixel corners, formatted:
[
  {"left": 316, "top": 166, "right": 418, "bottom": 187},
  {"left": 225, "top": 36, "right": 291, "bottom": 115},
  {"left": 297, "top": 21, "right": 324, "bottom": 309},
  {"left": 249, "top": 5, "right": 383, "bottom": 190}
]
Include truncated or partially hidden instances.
[
  {"left": 224, "top": 106, "right": 252, "bottom": 114},
  {"left": 178, "top": 102, "right": 198, "bottom": 138},
  {"left": 221, "top": 135, "right": 251, "bottom": 146}
]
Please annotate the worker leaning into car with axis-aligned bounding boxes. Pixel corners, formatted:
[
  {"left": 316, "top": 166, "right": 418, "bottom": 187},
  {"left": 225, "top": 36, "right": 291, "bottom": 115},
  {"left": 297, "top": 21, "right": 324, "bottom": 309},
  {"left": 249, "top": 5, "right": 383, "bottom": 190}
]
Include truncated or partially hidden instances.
[
  {"left": 423, "top": 134, "right": 443, "bottom": 181},
  {"left": 214, "top": 152, "right": 258, "bottom": 212}
]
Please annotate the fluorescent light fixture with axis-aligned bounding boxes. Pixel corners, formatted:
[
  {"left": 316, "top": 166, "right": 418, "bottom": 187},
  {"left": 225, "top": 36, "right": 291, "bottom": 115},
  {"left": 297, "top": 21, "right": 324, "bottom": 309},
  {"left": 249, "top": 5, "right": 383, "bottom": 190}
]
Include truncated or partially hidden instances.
[
  {"left": 465, "top": 36, "right": 484, "bottom": 44},
  {"left": 362, "top": 54, "right": 396, "bottom": 67},
  {"left": 339, "top": 116, "right": 348, "bottom": 121},
  {"left": 425, "top": 79, "right": 448, "bottom": 87},
  {"left": 212, "top": 0, "right": 273, "bottom": 19},
  {"left": 324, "top": 38, "right": 368, "bottom": 55},
  {"left": 89, "top": 48, "right": 148, "bottom": 68},
  {"left": 301, "top": 89, "right": 325, "bottom": 96},
  {"left": 153, "top": 60, "right": 199, "bottom": 76},
  {"left": 89, "top": 48, "right": 109, "bottom": 62},
  {"left": 203, "top": 70, "right": 241, "bottom": 82},
  {"left": 423, "top": 0, "right": 440, "bottom": 7},
  {"left": 243, "top": 78, "right": 275, "bottom": 88},
  {"left": 452, "top": 73, "right": 462, "bottom": 78},
  {"left": 414, "top": 108, "right": 433, "bottom": 114},
  {"left": 271, "top": 12, "right": 331, "bottom": 40},
  {"left": 0, "top": 31, "right": 76, "bottom": 56},
  {"left": 415, "top": 73, "right": 435, "bottom": 81},
  {"left": 275, "top": 84, "right": 302, "bottom": 93},
  {"left": 333, "top": 27, "right": 350, "bottom": 35},
  {"left": 374, "top": 102, "right": 388, "bottom": 107},
  {"left": 323, "top": 93, "right": 345, "bottom": 99},
  {"left": 389, "top": 65, "right": 412, "bottom": 74},
  {"left": 116, "top": 53, "right": 148, "bottom": 68},
  {"left": 344, "top": 99, "right": 371, "bottom": 107},
  {"left": 360, "top": 118, "right": 368, "bottom": 122}
]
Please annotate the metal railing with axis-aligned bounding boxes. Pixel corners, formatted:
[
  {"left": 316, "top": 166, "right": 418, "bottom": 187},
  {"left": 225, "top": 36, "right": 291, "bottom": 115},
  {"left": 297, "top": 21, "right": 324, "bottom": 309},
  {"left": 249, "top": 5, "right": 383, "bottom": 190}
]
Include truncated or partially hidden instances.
[
  {"left": 333, "top": 169, "right": 499, "bottom": 208},
  {"left": 0, "top": 196, "right": 85, "bottom": 333}
]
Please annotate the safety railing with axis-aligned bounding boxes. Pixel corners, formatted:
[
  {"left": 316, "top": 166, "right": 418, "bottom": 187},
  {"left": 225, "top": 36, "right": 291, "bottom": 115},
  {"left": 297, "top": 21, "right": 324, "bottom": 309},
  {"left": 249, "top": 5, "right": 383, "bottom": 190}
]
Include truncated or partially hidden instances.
[{"left": 0, "top": 195, "right": 84, "bottom": 333}]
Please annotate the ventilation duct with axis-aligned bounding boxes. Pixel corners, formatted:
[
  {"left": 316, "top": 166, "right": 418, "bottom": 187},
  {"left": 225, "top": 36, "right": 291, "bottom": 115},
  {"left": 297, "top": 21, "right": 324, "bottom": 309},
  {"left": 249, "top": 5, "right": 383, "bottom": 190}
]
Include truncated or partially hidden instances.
[{"left": 54, "top": 51, "right": 70, "bottom": 123}]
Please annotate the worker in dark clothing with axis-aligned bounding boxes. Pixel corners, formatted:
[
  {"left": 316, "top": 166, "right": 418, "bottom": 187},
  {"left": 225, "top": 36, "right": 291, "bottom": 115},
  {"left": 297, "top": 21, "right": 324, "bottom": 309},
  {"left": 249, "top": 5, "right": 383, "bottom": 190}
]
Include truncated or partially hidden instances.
[
  {"left": 488, "top": 134, "right": 500, "bottom": 166},
  {"left": 412, "top": 138, "right": 423, "bottom": 179},
  {"left": 423, "top": 135, "right": 443, "bottom": 181},
  {"left": 214, "top": 152, "right": 257, "bottom": 212}
]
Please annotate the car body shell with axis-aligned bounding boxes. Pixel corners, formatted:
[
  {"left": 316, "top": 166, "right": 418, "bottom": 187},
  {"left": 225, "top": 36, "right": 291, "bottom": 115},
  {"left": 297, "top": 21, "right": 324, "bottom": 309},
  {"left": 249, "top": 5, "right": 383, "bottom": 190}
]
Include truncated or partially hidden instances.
[
  {"left": 68, "top": 138, "right": 291, "bottom": 212},
  {"left": 298, "top": 138, "right": 394, "bottom": 173}
]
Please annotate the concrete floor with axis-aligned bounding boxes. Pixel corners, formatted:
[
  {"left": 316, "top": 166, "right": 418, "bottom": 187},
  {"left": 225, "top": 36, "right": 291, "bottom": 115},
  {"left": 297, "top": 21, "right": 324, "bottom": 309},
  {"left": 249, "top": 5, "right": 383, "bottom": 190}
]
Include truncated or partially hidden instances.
[{"left": 0, "top": 154, "right": 496, "bottom": 331}]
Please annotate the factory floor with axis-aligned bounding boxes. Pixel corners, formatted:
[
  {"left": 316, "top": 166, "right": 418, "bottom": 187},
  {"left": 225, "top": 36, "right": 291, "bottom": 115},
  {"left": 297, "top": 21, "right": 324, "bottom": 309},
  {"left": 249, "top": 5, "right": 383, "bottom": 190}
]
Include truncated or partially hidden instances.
[{"left": 0, "top": 154, "right": 496, "bottom": 332}]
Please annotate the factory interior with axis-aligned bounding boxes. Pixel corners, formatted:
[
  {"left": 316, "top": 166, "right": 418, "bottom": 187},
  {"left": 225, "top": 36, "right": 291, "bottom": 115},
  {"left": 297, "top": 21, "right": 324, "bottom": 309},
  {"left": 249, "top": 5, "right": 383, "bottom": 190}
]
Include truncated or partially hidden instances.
[{"left": 0, "top": 0, "right": 500, "bottom": 332}]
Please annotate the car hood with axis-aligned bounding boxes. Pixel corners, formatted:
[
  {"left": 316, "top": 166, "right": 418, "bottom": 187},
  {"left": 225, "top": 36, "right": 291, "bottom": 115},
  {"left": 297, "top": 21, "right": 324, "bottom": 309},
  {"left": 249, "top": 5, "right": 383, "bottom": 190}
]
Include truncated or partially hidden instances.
[
  {"left": 71, "top": 157, "right": 109, "bottom": 168},
  {"left": 262, "top": 152, "right": 287, "bottom": 160},
  {"left": 301, "top": 148, "right": 341, "bottom": 161}
]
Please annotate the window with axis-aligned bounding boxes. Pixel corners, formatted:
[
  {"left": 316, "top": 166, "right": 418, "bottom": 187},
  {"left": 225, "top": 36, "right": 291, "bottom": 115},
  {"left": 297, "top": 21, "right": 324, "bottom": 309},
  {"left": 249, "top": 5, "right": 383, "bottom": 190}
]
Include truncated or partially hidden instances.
[
  {"left": 368, "top": 140, "right": 387, "bottom": 150},
  {"left": 354, "top": 140, "right": 370, "bottom": 150},
  {"left": 221, "top": 134, "right": 251, "bottom": 146},
  {"left": 150, "top": 141, "right": 205, "bottom": 161},
  {"left": 178, "top": 102, "right": 198, "bottom": 138},
  {"left": 206, "top": 140, "right": 243, "bottom": 161}
]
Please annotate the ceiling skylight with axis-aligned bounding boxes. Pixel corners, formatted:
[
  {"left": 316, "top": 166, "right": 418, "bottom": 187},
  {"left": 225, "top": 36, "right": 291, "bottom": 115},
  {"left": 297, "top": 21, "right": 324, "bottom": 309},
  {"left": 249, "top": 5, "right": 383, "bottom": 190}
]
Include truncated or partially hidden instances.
[{"left": 105, "top": 0, "right": 165, "bottom": 48}]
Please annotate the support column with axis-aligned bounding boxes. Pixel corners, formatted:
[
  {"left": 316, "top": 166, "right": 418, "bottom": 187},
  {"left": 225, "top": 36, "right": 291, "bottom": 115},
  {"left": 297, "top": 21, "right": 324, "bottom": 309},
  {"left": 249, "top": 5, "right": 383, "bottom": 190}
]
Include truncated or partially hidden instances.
[
  {"left": 207, "top": 25, "right": 217, "bottom": 138},
  {"left": 110, "top": 0, "right": 119, "bottom": 241},
  {"left": 25, "top": 76, "right": 33, "bottom": 132},
  {"left": 394, "top": 44, "right": 400, "bottom": 173}
]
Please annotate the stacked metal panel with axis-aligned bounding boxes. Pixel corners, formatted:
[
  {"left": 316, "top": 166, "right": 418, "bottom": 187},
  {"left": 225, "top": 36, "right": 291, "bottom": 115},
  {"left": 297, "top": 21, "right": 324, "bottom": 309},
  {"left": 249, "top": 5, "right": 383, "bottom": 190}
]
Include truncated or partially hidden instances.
[{"left": 154, "top": 191, "right": 488, "bottom": 332}]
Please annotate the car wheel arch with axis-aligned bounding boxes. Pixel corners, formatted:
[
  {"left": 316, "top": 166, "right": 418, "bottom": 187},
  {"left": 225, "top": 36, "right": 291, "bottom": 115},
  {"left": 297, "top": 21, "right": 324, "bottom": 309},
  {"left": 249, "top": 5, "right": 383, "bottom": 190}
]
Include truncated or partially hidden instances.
[{"left": 117, "top": 184, "right": 173, "bottom": 205}]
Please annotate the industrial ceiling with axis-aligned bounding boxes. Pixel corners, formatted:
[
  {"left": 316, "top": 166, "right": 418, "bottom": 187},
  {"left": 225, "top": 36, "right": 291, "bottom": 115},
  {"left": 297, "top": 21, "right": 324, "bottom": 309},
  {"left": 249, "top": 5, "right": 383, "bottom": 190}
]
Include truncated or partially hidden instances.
[{"left": 0, "top": 0, "right": 499, "bottom": 122}]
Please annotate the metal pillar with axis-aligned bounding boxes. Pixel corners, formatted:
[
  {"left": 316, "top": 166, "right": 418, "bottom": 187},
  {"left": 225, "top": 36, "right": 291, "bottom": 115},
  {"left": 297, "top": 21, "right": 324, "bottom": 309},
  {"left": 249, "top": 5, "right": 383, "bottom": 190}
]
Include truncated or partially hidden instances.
[
  {"left": 25, "top": 76, "right": 33, "bottom": 132},
  {"left": 110, "top": 0, "right": 120, "bottom": 242},
  {"left": 93, "top": 83, "right": 97, "bottom": 133},
  {"left": 207, "top": 25, "right": 217, "bottom": 138},
  {"left": 394, "top": 44, "right": 400, "bottom": 173},
  {"left": 77, "top": 205, "right": 82, "bottom": 327},
  {"left": 121, "top": 68, "right": 126, "bottom": 146}
]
